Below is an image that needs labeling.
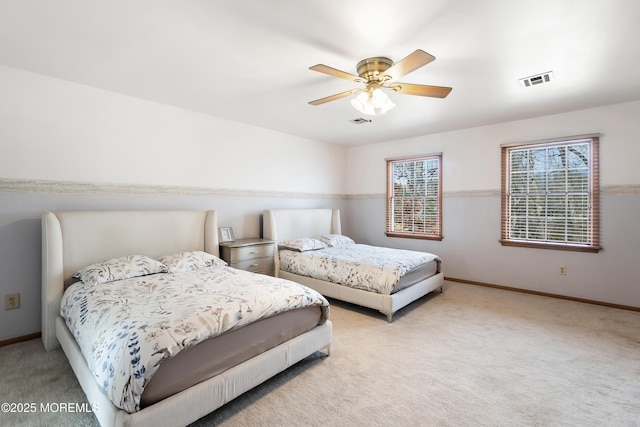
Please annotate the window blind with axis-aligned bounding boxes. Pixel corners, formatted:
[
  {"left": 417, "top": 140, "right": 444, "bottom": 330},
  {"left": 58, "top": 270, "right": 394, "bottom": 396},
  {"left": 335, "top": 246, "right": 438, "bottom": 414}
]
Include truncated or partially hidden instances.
[
  {"left": 386, "top": 154, "right": 442, "bottom": 240},
  {"left": 501, "top": 136, "right": 600, "bottom": 252}
]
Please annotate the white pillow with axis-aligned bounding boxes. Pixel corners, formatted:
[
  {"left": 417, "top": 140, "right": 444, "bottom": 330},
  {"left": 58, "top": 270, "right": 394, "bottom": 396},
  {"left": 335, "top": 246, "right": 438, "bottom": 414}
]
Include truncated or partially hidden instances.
[
  {"left": 73, "top": 255, "right": 168, "bottom": 286},
  {"left": 157, "top": 251, "right": 226, "bottom": 273},
  {"left": 315, "top": 234, "right": 355, "bottom": 248},
  {"left": 279, "top": 238, "right": 327, "bottom": 252}
]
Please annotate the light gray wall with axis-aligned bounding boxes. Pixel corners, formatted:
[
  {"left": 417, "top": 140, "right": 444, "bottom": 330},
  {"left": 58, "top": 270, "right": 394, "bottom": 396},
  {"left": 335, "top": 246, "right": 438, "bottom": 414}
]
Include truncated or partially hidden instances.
[
  {"left": 344, "top": 101, "right": 640, "bottom": 308},
  {"left": 0, "top": 189, "right": 346, "bottom": 341},
  {"left": 345, "top": 193, "right": 640, "bottom": 307}
]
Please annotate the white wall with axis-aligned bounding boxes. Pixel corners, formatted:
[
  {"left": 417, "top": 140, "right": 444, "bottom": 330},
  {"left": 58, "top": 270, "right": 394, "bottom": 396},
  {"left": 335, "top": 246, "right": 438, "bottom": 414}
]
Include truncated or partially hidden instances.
[
  {"left": 347, "top": 101, "right": 640, "bottom": 195},
  {"left": 0, "top": 65, "right": 346, "bottom": 194},
  {"left": 345, "top": 101, "right": 640, "bottom": 308},
  {"left": 0, "top": 65, "right": 347, "bottom": 342}
]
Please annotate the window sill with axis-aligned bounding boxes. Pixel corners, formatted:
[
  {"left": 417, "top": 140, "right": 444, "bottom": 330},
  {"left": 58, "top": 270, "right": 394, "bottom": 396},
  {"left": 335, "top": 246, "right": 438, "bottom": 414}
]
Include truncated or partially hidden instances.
[
  {"left": 499, "top": 240, "right": 601, "bottom": 253},
  {"left": 385, "top": 232, "right": 443, "bottom": 241}
]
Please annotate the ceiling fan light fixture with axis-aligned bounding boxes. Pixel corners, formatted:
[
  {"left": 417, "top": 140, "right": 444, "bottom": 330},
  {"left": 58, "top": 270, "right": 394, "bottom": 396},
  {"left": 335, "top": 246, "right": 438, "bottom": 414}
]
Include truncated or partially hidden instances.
[
  {"left": 350, "top": 88, "right": 396, "bottom": 116},
  {"left": 308, "top": 49, "right": 451, "bottom": 111}
]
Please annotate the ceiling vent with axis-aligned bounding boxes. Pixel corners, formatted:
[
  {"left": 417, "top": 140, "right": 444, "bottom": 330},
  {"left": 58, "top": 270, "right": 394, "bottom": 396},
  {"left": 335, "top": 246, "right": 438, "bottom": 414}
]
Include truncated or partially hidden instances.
[
  {"left": 350, "top": 117, "right": 372, "bottom": 124},
  {"left": 519, "top": 71, "right": 554, "bottom": 88}
]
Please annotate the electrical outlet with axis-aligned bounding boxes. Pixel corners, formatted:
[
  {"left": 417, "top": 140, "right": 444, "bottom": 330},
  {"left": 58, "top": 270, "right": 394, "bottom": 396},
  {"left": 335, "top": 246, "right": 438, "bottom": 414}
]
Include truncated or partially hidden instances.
[
  {"left": 4, "top": 293, "right": 20, "bottom": 310},
  {"left": 559, "top": 265, "right": 566, "bottom": 276}
]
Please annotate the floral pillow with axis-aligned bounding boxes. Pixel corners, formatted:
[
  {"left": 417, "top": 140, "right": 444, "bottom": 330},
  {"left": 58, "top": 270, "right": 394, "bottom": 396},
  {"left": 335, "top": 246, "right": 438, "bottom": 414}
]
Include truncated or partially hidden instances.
[
  {"left": 157, "top": 251, "right": 227, "bottom": 273},
  {"left": 315, "top": 234, "right": 355, "bottom": 248},
  {"left": 279, "top": 238, "right": 327, "bottom": 252},
  {"left": 73, "top": 255, "right": 168, "bottom": 286}
]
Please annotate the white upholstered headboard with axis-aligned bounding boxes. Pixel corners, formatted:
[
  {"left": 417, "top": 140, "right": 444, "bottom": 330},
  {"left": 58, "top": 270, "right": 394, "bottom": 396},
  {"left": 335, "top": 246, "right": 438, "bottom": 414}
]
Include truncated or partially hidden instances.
[
  {"left": 263, "top": 208, "right": 341, "bottom": 277},
  {"left": 263, "top": 209, "right": 341, "bottom": 243},
  {"left": 41, "top": 210, "right": 218, "bottom": 351}
]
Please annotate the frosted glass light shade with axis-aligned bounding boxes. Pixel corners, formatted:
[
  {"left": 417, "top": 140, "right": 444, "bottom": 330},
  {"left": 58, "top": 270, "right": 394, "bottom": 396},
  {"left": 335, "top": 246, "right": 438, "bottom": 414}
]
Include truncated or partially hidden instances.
[{"left": 350, "top": 88, "right": 395, "bottom": 116}]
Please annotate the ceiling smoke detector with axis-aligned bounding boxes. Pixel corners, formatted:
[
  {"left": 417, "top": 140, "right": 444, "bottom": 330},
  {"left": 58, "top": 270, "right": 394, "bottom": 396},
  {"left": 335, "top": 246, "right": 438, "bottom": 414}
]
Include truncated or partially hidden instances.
[{"left": 519, "top": 71, "right": 554, "bottom": 88}]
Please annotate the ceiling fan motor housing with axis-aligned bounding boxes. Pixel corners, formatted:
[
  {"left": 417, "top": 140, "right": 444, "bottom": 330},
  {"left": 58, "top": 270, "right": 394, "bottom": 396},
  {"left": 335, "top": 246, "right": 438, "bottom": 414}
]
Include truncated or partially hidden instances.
[{"left": 356, "top": 57, "right": 394, "bottom": 82}]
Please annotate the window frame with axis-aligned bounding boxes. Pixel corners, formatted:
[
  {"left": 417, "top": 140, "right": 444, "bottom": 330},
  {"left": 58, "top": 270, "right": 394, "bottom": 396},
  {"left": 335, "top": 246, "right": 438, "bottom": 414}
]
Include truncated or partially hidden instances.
[
  {"left": 385, "top": 153, "right": 443, "bottom": 241},
  {"left": 500, "top": 134, "right": 600, "bottom": 253}
]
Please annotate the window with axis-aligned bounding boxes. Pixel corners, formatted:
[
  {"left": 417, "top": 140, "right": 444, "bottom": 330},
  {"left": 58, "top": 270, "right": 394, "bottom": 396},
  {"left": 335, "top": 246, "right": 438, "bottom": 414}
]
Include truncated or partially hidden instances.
[
  {"left": 500, "top": 134, "right": 600, "bottom": 252},
  {"left": 386, "top": 154, "right": 442, "bottom": 240}
]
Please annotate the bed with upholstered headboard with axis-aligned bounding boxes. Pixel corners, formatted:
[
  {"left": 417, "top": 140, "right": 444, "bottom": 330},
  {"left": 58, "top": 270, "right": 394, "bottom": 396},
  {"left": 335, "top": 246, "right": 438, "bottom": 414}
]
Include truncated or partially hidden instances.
[
  {"left": 263, "top": 208, "right": 444, "bottom": 322},
  {"left": 42, "top": 210, "right": 331, "bottom": 427}
]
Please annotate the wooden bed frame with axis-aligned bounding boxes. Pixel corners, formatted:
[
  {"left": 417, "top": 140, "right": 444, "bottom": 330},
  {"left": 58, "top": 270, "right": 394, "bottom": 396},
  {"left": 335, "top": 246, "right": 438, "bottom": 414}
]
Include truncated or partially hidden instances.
[
  {"left": 263, "top": 208, "right": 444, "bottom": 322},
  {"left": 41, "top": 210, "right": 331, "bottom": 427}
]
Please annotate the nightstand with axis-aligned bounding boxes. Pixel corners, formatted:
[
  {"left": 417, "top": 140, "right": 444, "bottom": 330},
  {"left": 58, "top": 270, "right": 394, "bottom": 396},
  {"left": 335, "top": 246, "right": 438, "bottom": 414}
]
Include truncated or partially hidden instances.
[{"left": 219, "top": 238, "right": 275, "bottom": 276}]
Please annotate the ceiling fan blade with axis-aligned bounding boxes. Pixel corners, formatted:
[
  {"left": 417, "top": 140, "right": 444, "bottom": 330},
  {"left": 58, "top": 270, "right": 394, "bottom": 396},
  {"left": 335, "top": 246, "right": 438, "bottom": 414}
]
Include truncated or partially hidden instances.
[
  {"left": 381, "top": 49, "right": 436, "bottom": 82},
  {"left": 308, "top": 88, "right": 363, "bottom": 105},
  {"left": 389, "top": 82, "right": 452, "bottom": 98},
  {"left": 309, "top": 64, "right": 365, "bottom": 83}
]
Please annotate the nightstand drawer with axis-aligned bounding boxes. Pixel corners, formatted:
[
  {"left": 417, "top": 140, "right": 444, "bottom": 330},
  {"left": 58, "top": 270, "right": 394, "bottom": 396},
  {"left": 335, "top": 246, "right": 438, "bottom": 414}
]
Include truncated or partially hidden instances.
[
  {"left": 231, "top": 257, "right": 274, "bottom": 273},
  {"left": 219, "top": 238, "right": 275, "bottom": 276},
  {"left": 223, "top": 244, "right": 274, "bottom": 263}
]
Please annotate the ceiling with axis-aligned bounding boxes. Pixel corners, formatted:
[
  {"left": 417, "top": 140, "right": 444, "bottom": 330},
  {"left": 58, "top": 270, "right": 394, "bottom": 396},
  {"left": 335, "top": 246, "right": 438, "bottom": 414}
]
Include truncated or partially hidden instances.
[{"left": 1, "top": 0, "right": 640, "bottom": 146}]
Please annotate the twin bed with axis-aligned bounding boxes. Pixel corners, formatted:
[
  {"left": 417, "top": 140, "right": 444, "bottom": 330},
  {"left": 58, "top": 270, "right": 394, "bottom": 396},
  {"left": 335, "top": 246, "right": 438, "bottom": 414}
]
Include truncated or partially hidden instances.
[
  {"left": 41, "top": 210, "right": 331, "bottom": 427},
  {"left": 41, "top": 208, "right": 442, "bottom": 426},
  {"left": 263, "top": 208, "right": 444, "bottom": 322}
]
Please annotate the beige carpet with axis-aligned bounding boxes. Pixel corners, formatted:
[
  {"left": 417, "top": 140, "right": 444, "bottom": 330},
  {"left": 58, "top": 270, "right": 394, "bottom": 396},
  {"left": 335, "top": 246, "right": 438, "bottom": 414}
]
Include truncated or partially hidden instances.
[{"left": 1, "top": 282, "right": 640, "bottom": 427}]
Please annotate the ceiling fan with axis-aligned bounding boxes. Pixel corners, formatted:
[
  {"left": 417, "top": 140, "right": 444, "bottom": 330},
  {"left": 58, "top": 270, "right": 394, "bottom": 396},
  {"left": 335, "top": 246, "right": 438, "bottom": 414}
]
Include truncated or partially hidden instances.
[{"left": 308, "top": 49, "right": 452, "bottom": 116}]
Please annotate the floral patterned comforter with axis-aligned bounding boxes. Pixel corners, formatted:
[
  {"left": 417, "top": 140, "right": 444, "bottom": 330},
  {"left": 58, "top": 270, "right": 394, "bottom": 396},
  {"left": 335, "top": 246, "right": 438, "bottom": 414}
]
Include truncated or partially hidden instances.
[
  {"left": 278, "top": 244, "right": 440, "bottom": 295},
  {"left": 61, "top": 266, "right": 329, "bottom": 413}
]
